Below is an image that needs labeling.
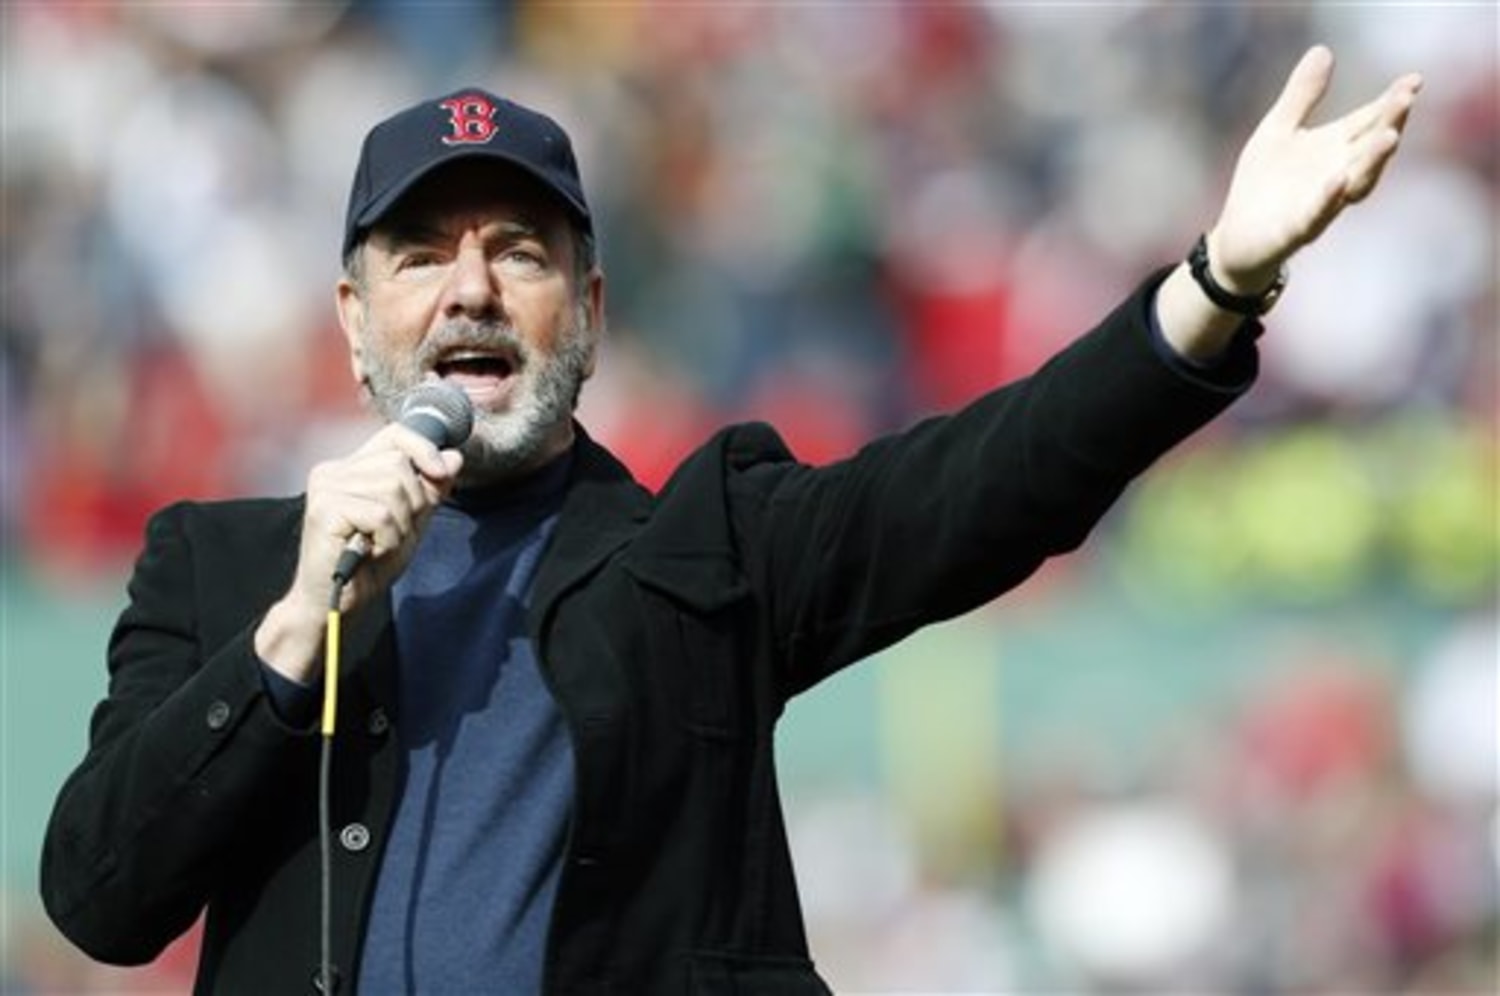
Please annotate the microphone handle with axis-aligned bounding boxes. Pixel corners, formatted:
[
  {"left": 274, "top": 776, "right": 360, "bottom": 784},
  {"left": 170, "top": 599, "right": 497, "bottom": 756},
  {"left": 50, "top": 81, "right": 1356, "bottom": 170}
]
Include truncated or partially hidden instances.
[
  {"left": 329, "top": 393, "right": 470, "bottom": 585},
  {"left": 332, "top": 533, "right": 373, "bottom": 585}
]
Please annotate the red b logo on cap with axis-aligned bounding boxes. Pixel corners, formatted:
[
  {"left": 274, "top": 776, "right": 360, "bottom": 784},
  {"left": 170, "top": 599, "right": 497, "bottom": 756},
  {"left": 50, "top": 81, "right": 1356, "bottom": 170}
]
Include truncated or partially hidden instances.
[{"left": 439, "top": 95, "right": 498, "bottom": 146}]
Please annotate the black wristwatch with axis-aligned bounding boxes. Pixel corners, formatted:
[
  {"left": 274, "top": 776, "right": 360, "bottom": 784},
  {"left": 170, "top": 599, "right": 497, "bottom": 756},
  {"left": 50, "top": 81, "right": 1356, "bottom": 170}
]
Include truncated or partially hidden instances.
[{"left": 1188, "top": 233, "right": 1287, "bottom": 316}]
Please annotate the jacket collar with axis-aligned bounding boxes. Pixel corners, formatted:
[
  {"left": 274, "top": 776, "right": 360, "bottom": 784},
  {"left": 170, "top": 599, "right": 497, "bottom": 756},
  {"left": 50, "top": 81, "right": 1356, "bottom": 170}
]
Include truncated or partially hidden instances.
[
  {"left": 531, "top": 423, "right": 653, "bottom": 622},
  {"left": 339, "top": 424, "right": 651, "bottom": 709}
]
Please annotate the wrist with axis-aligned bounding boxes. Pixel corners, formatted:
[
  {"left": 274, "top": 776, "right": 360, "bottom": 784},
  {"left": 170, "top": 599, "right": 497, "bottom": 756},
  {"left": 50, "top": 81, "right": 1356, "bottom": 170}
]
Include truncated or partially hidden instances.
[
  {"left": 1156, "top": 263, "right": 1248, "bottom": 363},
  {"left": 254, "top": 592, "right": 328, "bottom": 685},
  {"left": 1204, "top": 230, "right": 1280, "bottom": 295},
  {"left": 1192, "top": 231, "right": 1287, "bottom": 316}
]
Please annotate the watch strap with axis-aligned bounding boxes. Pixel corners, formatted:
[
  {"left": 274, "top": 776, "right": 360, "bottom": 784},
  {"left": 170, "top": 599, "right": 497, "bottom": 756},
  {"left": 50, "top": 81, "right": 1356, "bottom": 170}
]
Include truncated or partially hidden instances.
[{"left": 1188, "top": 233, "right": 1286, "bottom": 316}]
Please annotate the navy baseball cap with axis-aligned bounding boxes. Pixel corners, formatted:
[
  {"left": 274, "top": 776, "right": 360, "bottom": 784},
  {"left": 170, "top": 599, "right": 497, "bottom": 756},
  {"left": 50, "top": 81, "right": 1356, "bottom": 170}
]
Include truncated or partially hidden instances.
[{"left": 342, "top": 88, "right": 592, "bottom": 259}]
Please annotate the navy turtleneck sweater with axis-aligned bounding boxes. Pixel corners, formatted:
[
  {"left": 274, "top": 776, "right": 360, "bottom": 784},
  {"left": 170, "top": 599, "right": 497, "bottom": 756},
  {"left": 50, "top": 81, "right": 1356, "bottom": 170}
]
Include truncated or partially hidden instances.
[{"left": 353, "top": 455, "right": 574, "bottom": 994}]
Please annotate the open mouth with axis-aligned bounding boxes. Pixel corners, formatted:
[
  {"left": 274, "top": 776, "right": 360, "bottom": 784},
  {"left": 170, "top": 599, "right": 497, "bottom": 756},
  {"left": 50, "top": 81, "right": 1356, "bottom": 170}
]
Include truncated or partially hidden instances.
[{"left": 432, "top": 349, "right": 521, "bottom": 403}]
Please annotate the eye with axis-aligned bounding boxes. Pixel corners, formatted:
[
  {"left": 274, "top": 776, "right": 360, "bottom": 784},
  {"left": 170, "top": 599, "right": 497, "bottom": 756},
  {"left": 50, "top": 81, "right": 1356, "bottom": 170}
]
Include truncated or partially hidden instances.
[
  {"left": 387, "top": 249, "right": 451, "bottom": 282},
  {"left": 397, "top": 251, "right": 444, "bottom": 271},
  {"left": 496, "top": 246, "right": 552, "bottom": 277},
  {"left": 503, "top": 247, "right": 546, "bottom": 268}
]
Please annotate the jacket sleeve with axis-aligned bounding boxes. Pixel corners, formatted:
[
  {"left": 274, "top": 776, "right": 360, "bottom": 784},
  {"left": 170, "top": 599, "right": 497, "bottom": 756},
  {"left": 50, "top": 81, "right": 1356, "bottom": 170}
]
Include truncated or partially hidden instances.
[
  {"left": 39, "top": 502, "right": 312, "bottom": 965},
  {"left": 729, "top": 270, "right": 1257, "bottom": 695}
]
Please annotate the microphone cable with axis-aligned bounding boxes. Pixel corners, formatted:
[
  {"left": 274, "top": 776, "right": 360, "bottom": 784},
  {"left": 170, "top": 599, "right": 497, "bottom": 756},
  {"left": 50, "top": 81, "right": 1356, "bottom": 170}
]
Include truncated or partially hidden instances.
[
  {"left": 309, "top": 381, "right": 471, "bottom": 993},
  {"left": 318, "top": 551, "right": 360, "bottom": 995}
]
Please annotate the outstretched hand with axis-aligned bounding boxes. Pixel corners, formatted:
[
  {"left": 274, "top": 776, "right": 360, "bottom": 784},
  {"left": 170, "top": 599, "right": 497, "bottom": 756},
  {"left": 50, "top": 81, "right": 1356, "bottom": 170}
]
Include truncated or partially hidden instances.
[{"left": 1207, "top": 45, "right": 1423, "bottom": 295}]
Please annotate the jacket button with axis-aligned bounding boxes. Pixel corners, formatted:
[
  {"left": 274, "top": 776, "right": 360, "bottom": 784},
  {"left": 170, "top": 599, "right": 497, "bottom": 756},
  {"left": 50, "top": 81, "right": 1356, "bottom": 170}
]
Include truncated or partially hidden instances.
[
  {"left": 338, "top": 822, "right": 371, "bottom": 853},
  {"left": 366, "top": 708, "right": 390, "bottom": 737},
  {"left": 206, "top": 701, "right": 232, "bottom": 731},
  {"left": 311, "top": 965, "right": 341, "bottom": 993}
]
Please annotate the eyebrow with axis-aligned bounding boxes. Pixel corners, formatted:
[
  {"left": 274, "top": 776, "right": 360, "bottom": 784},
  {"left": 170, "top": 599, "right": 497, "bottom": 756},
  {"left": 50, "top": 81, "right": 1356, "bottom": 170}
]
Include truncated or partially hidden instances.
[
  {"left": 378, "top": 220, "right": 447, "bottom": 248},
  {"left": 377, "top": 217, "right": 545, "bottom": 250}
]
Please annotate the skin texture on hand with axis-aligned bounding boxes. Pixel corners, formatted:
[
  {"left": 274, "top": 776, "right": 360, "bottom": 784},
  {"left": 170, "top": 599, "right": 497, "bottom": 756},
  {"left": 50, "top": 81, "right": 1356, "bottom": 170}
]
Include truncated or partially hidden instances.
[
  {"left": 1211, "top": 45, "right": 1422, "bottom": 289},
  {"left": 254, "top": 424, "right": 464, "bottom": 684},
  {"left": 1158, "top": 45, "right": 1423, "bottom": 362}
]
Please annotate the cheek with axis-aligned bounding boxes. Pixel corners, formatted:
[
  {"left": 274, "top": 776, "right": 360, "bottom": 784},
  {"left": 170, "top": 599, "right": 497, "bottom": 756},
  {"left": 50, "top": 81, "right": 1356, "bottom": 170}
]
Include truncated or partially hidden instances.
[
  {"left": 354, "top": 329, "right": 418, "bottom": 389},
  {"left": 363, "top": 298, "right": 430, "bottom": 354},
  {"left": 521, "top": 296, "right": 588, "bottom": 357}
]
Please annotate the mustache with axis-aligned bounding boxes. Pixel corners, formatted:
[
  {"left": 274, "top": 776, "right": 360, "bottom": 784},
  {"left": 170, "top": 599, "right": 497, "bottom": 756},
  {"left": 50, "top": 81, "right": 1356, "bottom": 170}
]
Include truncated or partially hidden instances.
[{"left": 413, "top": 320, "right": 527, "bottom": 371}]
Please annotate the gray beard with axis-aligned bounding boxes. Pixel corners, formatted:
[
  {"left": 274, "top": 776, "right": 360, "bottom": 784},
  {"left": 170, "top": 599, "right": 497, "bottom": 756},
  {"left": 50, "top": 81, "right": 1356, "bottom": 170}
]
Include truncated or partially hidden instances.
[{"left": 361, "top": 308, "right": 593, "bottom": 488}]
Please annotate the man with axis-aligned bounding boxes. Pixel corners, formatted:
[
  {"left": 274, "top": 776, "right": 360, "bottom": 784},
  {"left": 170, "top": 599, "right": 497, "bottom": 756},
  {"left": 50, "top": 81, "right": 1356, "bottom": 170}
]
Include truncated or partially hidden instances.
[{"left": 42, "top": 47, "right": 1420, "bottom": 994}]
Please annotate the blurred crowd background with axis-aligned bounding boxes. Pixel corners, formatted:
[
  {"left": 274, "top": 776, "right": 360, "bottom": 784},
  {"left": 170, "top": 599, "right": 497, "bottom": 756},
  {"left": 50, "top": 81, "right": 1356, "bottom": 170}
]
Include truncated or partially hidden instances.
[{"left": 2, "top": 1, "right": 1495, "bottom": 993}]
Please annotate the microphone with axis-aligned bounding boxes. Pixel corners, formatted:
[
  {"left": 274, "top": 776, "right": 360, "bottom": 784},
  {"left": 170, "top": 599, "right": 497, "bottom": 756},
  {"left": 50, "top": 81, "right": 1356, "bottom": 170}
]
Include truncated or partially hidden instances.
[
  {"left": 393, "top": 379, "right": 475, "bottom": 450},
  {"left": 331, "top": 381, "right": 475, "bottom": 584}
]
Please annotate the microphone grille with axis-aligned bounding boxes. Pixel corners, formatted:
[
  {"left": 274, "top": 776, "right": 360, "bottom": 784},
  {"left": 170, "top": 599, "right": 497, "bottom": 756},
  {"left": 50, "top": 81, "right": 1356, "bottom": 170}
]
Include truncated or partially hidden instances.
[{"left": 398, "top": 381, "right": 475, "bottom": 449}]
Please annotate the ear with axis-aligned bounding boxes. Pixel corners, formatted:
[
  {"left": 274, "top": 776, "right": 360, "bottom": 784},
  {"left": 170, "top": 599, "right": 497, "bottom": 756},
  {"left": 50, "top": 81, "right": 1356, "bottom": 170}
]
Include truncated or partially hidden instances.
[
  {"left": 580, "top": 269, "right": 606, "bottom": 380},
  {"left": 335, "top": 274, "right": 370, "bottom": 389}
]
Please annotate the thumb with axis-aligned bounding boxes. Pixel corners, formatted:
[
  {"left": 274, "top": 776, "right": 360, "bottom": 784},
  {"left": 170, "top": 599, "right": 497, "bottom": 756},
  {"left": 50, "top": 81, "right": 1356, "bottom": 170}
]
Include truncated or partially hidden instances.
[
  {"left": 415, "top": 449, "right": 465, "bottom": 507},
  {"left": 1265, "top": 45, "right": 1336, "bottom": 132}
]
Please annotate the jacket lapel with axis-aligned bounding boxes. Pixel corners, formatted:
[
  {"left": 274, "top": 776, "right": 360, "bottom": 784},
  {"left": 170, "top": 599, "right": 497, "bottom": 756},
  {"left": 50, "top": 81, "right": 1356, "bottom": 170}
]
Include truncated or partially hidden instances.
[
  {"left": 332, "top": 427, "right": 649, "bottom": 710},
  {"left": 530, "top": 425, "right": 653, "bottom": 629}
]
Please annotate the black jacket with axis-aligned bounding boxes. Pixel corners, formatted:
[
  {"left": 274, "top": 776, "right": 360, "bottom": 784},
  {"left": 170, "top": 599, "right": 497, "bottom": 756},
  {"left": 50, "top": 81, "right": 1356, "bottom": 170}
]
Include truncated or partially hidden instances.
[{"left": 41, "top": 275, "right": 1254, "bottom": 994}]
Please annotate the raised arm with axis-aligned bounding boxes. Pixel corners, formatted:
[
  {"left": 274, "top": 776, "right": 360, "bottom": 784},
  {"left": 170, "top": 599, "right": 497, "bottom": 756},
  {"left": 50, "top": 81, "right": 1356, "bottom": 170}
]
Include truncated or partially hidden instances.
[{"left": 1157, "top": 45, "right": 1423, "bottom": 361}]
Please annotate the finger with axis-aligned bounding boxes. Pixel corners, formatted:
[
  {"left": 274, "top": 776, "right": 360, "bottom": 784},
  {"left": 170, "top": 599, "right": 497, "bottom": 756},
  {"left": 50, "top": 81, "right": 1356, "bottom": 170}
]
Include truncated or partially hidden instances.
[
  {"left": 1343, "top": 127, "right": 1403, "bottom": 204},
  {"left": 1337, "top": 87, "right": 1398, "bottom": 144},
  {"left": 314, "top": 451, "right": 427, "bottom": 533},
  {"left": 303, "top": 494, "right": 400, "bottom": 570},
  {"left": 1266, "top": 45, "right": 1336, "bottom": 132},
  {"left": 336, "top": 449, "right": 429, "bottom": 526},
  {"left": 420, "top": 451, "right": 465, "bottom": 502},
  {"left": 374, "top": 448, "right": 432, "bottom": 520},
  {"left": 1293, "top": 171, "right": 1349, "bottom": 250},
  {"left": 1340, "top": 75, "right": 1420, "bottom": 144},
  {"left": 350, "top": 421, "right": 456, "bottom": 487},
  {"left": 387, "top": 424, "right": 458, "bottom": 483},
  {"left": 338, "top": 495, "right": 412, "bottom": 560}
]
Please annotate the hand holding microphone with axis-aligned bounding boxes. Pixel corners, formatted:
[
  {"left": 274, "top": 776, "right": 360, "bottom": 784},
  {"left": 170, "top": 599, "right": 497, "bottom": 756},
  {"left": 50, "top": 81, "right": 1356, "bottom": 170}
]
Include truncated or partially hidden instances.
[
  {"left": 255, "top": 382, "right": 474, "bottom": 683},
  {"left": 332, "top": 383, "right": 475, "bottom": 583}
]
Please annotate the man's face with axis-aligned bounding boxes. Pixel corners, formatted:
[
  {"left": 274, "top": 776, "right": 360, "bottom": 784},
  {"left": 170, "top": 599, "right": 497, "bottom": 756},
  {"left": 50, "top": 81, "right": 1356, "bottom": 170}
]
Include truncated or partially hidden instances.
[{"left": 337, "top": 160, "right": 603, "bottom": 487}]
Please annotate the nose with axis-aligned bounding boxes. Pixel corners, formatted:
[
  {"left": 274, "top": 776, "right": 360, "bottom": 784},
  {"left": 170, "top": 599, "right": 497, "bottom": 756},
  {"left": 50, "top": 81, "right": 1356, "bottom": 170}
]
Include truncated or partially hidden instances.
[{"left": 441, "top": 242, "right": 502, "bottom": 321}]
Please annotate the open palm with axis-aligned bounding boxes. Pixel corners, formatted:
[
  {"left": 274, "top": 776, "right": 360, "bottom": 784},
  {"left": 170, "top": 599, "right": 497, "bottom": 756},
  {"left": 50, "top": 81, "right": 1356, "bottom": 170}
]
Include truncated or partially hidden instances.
[{"left": 1208, "top": 46, "right": 1422, "bottom": 294}]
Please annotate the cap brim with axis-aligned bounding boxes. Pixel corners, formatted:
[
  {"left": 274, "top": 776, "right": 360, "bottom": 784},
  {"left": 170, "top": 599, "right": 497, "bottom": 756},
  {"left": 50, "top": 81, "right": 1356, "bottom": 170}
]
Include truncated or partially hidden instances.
[{"left": 346, "top": 148, "right": 591, "bottom": 256}]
